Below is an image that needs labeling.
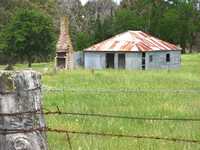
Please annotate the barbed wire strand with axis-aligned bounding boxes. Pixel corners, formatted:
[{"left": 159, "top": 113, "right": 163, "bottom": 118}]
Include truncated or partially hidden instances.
[
  {"left": 0, "top": 110, "right": 40, "bottom": 117},
  {"left": 44, "top": 111, "right": 200, "bottom": 122},
  {"left": 0, "top": 86, "right": 41, "bottom": 95},
  {"left": 43, "top": 88, "right": 200, "bottom": 94},
  {"left": 1, "top": 128, "right": 200, "bottom": 144},
  {"left": 1, "top": 109, "right": 200, "bottom": 122},
  {"left": 43, "top": 75, "right": 200, "bottom": 85}
]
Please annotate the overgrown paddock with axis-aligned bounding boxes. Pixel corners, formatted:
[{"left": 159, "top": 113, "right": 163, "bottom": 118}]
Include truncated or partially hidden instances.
[
  {"left": 41, "top": 54, "right": 200, "bottom": 150},
  {"left": 1, "top": 54, "right": 199, "bottom": 149}
]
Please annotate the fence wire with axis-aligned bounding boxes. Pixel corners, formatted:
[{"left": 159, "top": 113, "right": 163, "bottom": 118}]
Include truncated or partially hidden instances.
[
  {"left": 0, "top": 127, "right": 200, "bottom": 145},
  {"left": 1, "top": 107, "right": 200, "bottom": 148},
  {"left": 1, "top": 109, "right": 200, "bottom": 122},
  {"left": 43, "top": 88, "right": 200, "bottom": 94}
]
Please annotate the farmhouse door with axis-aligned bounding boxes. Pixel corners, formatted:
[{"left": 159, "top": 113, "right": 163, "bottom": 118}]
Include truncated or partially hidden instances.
[
  {"left": 142, "top": 52, "right": 146, "bottom": 70},
  {"left": 118, "top": 54, "right": 125, "bottom": 69},
  {"left": 106, "top": 53, "right": 115, "bottom": 68}
]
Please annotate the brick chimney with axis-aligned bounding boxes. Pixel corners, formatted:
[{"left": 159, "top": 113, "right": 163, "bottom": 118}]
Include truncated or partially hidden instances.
[{"left": 55, "top": 16, "right": 74, "bottom": 69}]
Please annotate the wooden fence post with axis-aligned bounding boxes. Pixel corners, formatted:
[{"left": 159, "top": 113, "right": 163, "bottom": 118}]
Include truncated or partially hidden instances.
[{"left": 0, "top": 70, "right": 48, "bottom": 150}]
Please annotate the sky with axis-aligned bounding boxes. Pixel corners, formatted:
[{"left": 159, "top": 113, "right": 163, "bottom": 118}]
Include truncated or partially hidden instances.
[{"left": 80, "top": 0, "right": 122, "bottom": 5}]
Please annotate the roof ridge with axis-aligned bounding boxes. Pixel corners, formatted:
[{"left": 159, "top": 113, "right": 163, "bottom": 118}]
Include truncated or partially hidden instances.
[{"left": 84, "top": 31, "right": 181, "bottom": 52}]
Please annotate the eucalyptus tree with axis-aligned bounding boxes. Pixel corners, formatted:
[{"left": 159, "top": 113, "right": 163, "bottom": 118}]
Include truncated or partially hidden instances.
[{"left": 0, "top": 9, "right": 56, "bottom": 67}]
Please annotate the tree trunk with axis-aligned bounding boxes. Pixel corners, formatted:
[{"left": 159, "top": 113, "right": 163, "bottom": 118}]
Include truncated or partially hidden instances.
[
  {"left": 28, "top": 61, "right": 32, "bottom": 68},
  {"left": 181, "top": 48, "right": 186, "bottom": 54},
  {"left": 181, "top": 42, "right": 186, "bottom": 54},
  {"left": 28, "top": 59, "right": 32, "bottom": 68},
  {"left": 189, "top": 44, "right": 193, "bottom": 53}
]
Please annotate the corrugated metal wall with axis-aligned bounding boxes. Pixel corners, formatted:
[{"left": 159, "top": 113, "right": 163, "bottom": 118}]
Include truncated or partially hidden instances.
[
  {"left": 126, "top": 53, "right": 142, "bottom": 69},
  {"left": 84, "top": 51, "right": 181, "bottom": 70},
  {"left": 146, "top": 51, "right": 181, "bottom": 69},
  {"left": 74, "top": 51, "right": 84, "bottom": 68},
  {"left": 84, "top": 52, "right": 105, "bottom": 69}
]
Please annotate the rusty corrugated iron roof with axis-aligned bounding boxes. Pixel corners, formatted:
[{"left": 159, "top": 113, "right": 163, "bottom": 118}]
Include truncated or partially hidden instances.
[{"left": 84, "top": 31, "right": 181, "bottom": 52}]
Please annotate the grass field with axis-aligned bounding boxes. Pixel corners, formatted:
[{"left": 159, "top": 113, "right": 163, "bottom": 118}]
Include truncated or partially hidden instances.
[{"left": 1, "top": 54, "right": 200, "bottom": 149}]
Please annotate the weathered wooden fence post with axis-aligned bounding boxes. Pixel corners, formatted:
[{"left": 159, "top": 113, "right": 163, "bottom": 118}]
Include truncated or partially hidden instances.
[{"left": 0, "top": 70, "right": 48, "bottom": 150}]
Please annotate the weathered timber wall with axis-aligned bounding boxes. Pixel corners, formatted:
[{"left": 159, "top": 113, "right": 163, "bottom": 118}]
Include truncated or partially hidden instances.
[{"left": 0, "top": 70, "right": 48, "bottom": 150}]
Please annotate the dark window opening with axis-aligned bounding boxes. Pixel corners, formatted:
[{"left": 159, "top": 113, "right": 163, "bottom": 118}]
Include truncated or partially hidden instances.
[
  {"left": 142, "top": 52, "right": 146, "bottom": 70},
  {"left": 57, "top": 58, "right": 65, "bottom": 69},
  {"left": 149, "top": 55, "right": 153, "bottom": 62},
  {"left": 106, "top": 53, "right": 115, "bottom": 68},
  {"left": 118, "top": 54, "right": 125, "bottom": 69},
  {"left": 166, "top": 54, "right": 170, "bottom": 62}
]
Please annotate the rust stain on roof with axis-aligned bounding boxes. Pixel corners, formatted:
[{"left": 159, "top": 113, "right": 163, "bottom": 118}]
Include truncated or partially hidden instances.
[{"left": 84, "top": 31, "right": 181, "bottom": 52}]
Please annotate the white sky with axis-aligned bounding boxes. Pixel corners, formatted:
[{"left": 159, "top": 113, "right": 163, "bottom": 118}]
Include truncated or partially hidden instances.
[{"left": 80, "top": 0, "right": 122, "bottom": 5}]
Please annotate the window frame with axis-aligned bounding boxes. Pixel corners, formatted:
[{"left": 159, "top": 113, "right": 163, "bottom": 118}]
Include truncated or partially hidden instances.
[{"left": 149, "top": 55, "right": 153, "bottom": 63}]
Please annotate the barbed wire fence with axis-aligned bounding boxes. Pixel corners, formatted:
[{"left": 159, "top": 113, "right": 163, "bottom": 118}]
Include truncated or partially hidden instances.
[
  {"left": 1, "top": 104, "right": 200, "bottom": 150},
  {"left": 1, "top": 82, "right": 200, "bottom": 149},
  {"left": 46, "top": 86, "right": 199, "bottom": 149},
  {"left": 1, "top": 87, "right": 200, "bottom": 149},
  {"left": 1, "top": 66, "right": 200, "bottom": 149}
]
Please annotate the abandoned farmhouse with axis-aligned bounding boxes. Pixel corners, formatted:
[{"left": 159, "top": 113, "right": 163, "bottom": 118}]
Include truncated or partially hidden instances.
[
  {"left": 84, "top": 31, "right": 182, "bottom": 70},
  {"left": 55, "top": 18, "right": 181, "bottom": 71}
]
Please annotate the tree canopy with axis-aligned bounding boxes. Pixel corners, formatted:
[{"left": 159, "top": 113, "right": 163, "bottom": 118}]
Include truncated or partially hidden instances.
[
  {"left": 0, "top": 0, "right": 200, "bottom": 65},
  {"left": 0, "top": 9, "right": 56, "bottom": 67}
]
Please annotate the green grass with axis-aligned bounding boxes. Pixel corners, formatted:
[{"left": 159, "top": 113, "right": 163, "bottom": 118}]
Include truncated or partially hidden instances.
[
  {"left": 1, "top": 54, "right": 200, "bottom": 149},
  {"left": 41, "top": 54, "right": 200, "bottom": 150},
  {"left": 0, "top": 62, "right": 53, "bottom": 73}
]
